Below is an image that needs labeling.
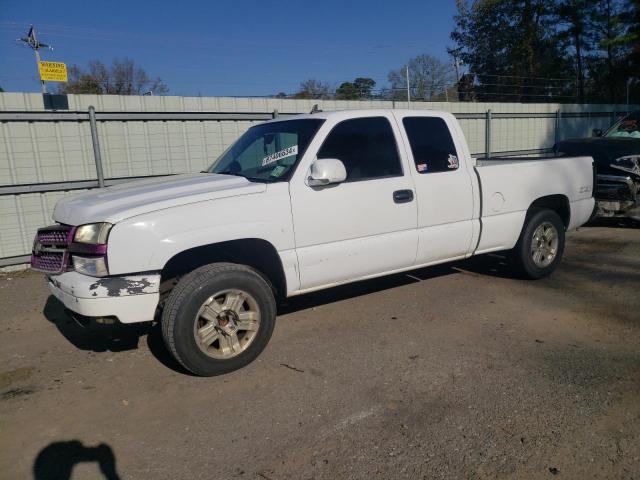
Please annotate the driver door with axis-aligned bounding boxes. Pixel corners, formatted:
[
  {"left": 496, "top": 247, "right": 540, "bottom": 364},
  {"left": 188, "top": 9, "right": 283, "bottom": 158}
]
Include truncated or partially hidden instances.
[{"left": 289, "top": 115, "right": 418, "bottom": 290}]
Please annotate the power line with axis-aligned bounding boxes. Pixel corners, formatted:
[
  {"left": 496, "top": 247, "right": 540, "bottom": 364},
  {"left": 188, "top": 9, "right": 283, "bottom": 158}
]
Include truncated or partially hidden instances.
[{"left": 466, "top": 73, "right": 576, "bottom": 82}]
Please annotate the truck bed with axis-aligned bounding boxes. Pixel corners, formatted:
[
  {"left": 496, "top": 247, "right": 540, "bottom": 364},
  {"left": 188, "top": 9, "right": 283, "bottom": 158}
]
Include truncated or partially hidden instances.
[{"left": 471, "top": 155, "right": 595, "bottom": 254}]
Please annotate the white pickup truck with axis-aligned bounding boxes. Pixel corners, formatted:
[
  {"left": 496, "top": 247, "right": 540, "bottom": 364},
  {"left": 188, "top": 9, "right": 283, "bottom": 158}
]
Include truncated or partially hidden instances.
[{"left": 32, "top": 109, "right": 595, "bottom": 376}]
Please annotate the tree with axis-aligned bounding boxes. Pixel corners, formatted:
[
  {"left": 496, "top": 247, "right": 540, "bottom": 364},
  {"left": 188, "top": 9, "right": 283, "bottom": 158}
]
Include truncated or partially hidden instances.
[
  {"left": 451, "top": 0, "right": 573, "bottom": 102},
  {"left": 450, "top": 0, "right": 640, "bottom": 103},
  {"left": 556, "top": 0, "right": 599, "bottom": 102},
  {"left": 582, "top": 0, "right": 630, "bottom": 102},
  {"left": 58, "top": 59, "right": 168, "bottom": 95},
  {"left": 388, "top": 55, "right": 454, "bottom": 101},
  {"left": 623, "top": 0, "right": 640, "bottom": 72},
  {"left": 335, "top": 77, "right": 376, "bottom": 99},
  {"left": 294, "top": 79, "right": 332, "bottom": 99}
]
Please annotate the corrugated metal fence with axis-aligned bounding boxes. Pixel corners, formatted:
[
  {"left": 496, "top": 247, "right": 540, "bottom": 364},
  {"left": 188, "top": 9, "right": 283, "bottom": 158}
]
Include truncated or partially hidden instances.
[{"left": 0, "top": 92, "right": 636, "bottom": 268}]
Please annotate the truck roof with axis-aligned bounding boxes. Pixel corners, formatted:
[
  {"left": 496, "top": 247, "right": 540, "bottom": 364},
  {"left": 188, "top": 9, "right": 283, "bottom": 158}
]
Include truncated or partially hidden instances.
[{"left": 265, "top": 108, "right": 451, "bottom": 123}]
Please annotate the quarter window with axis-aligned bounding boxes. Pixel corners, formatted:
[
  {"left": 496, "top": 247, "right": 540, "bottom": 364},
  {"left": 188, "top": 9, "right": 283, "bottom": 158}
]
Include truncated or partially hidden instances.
[
  {"left": 403, "top": 117, "right": 459, "bottom": 174},
  {"left": 317, "top": 117, "right": 402, "bottom": 182}
]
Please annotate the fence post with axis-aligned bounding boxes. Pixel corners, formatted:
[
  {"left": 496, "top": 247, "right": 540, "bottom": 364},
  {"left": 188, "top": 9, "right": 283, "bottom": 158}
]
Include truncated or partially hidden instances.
[
  {"left": 88, "top": 106, "right": 105, "bottom": 188},
  {"left": 555, "top": 109, "right": 561, "bottom": 144},
  {"left": 485, "top": 109, "right": 492, "bottom": 159}
]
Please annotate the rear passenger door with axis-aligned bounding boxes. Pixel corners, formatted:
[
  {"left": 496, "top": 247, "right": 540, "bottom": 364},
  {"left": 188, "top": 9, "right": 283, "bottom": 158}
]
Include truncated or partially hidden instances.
[
  {"left": 395, "top": 113, "right": 476, "bottom": 265},
  {"left": 289, "top": 115, "right": 418, "bottom": 290}
]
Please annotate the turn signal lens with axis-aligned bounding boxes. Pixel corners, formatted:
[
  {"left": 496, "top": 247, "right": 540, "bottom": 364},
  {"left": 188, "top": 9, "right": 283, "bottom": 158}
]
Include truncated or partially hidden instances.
[{"left": 72, "top": 255, "right": 109, "bottom": 277}]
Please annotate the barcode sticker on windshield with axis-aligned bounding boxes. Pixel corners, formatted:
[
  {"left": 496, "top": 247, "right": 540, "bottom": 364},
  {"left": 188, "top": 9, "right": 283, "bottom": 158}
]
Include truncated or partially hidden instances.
[{"left": 262, "top": 145, "right": 298, "bottom": 166}]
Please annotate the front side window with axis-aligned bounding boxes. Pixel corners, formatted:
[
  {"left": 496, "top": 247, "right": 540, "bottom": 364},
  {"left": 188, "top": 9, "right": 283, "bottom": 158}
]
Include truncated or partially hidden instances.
[
  {"left": 208, "top": 119, "right": 324, "bottom": 182},
  {"left": 317, "top": 117, "right": 402, "bottom": 182},
  {"left": 403, "top": 117, "right": 459, "bottom": 174}
]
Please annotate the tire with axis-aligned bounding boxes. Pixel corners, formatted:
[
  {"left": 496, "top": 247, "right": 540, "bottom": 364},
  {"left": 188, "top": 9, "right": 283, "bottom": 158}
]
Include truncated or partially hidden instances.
[
  {"left": 512, "top": 208, "right": 565, "bottom": 279},
  {"left": 161, "top": 262, "right": 276, "bottom": 376}
]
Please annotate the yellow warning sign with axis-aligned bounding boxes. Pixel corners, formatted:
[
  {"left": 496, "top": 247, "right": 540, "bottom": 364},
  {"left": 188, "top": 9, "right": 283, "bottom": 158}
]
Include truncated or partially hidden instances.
[{"left": 38, "top": 61, "right": 68, "bottom": 82}]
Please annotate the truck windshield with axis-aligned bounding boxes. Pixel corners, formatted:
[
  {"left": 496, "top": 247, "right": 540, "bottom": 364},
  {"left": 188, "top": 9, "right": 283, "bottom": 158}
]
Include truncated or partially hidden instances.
[
  {"left": 605, "top": 113, "right": 640, "bottom": 138},
  {"left": 207, "top": 119, "right": 324, "bottom": 182}
]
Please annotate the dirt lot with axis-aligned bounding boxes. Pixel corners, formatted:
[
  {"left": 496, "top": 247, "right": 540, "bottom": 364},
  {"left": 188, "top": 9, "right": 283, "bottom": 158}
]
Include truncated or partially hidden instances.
[{"left": 1, "top": 219, "right": 639, "bottom": 480}]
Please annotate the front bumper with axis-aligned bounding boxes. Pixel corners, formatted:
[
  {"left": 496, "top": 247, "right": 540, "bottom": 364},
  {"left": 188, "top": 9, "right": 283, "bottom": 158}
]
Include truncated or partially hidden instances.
[
  {"left": 595, "top": 174, "right": 639, "bottom": 216},
  {"left": 47, "top": 271, "right": 161, "bottom": 324}
]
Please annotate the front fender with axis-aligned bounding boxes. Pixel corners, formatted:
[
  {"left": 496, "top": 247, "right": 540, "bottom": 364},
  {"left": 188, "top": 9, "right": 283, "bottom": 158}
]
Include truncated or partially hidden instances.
[{"left": 106, "top": 183, "right": 295, "bottom": 275}]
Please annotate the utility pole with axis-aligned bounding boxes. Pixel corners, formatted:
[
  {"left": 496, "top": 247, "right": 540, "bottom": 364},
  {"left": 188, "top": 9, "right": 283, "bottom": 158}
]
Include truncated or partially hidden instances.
[
  {"left": 406, "top": 65, "right": 411, "bottom": 106},
  {"left": 450, "top": 50, "right": 462, "bottom": 84},
  {"left": 19, "top": 25, "right": 52, "bottom": 94},
  {"left": 448, "top": 47, "right": 464, "bottom": 102}
]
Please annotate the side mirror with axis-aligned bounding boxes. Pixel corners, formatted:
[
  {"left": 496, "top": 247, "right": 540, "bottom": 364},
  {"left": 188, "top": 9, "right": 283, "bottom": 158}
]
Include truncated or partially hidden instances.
[
  {"left": 592, "top": 128, "right": 603, "bottom": 137},
  {"left": 307, "top": 158, "right": 347, "bottom": 187}
]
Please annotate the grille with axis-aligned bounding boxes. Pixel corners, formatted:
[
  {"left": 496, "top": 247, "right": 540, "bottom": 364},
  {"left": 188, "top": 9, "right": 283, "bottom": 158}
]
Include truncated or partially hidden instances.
[
  {"left": 31, "top": 225, "right": 74, "bottom": 274},
  {"left": 31, "top": 251, "right": 68, "bottom": 273},
  {"left": 37, "top": 226, "right": 72, "bottom": 246}
]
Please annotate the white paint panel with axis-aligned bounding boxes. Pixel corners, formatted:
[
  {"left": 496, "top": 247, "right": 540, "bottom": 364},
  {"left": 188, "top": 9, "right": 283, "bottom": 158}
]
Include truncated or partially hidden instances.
[
  {"left": 105, "top": 182, "right": 295, "bottom": 276},
  {"left": 569, "top": 198, "right": 596, "bottom": 230},
  {"left": 288, "top": 111, "right": 418, "bottom": 289},
  {"left": 476, "top": 211, "right": 527, "bottom": 253},
  {"left": 295, "top": 230, "right": 417, "bottom": 289}
]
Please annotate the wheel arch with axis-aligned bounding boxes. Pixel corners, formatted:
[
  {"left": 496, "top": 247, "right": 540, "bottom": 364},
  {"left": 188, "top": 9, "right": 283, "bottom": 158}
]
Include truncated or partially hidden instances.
[
  {"left": 160, "top": 238, "right": 287, "bottom": 299},
  {"left": 526, "top": 194, "right": 571, "bottom": 229}
]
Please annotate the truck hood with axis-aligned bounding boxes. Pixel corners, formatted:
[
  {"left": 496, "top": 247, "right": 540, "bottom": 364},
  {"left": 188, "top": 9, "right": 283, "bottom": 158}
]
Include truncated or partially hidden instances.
[
  {"left": 53, "top": 174, "right": 267, "bottom": 225},
  {"left": 555, "top": 137, "right": 639, "bottom": 161},
  {"left": 554, "top": 137, "right": 640, "bottom": 176}
]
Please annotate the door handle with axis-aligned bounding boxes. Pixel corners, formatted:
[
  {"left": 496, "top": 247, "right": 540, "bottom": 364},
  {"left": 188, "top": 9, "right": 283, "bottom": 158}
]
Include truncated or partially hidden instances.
[{"left": 393, "top": 189, "right": 414, "bottom": 204}]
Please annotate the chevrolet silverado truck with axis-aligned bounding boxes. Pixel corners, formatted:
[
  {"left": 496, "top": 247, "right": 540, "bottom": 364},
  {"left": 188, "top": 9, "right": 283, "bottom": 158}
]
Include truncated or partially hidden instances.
[
  {"left": 32, "top": 109, "right": 595, "bottom": 376},
  {"left": 554, "top": 111, "right": 640, "bottom": 217}
]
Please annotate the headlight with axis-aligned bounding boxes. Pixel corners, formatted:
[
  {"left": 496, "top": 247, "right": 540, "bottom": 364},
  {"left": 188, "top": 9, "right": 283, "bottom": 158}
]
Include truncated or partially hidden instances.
[
  {"left": 74, "top": 223, "right": 112, "bottom": 244},
  {"left": 611, "top": 155, "right": 640, "bottom": 176},
  {"left": 72, "top": 255, "right": 109, "bottom": 277}
]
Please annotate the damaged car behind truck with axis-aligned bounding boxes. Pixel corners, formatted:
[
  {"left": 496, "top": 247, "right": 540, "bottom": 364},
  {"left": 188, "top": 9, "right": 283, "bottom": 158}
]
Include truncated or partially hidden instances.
[
  {"left": 555, "top": 111, "right": 640, "bottom": 218},
  {"left": 32, "top": 110, "right": 595, "bottom": 376}
]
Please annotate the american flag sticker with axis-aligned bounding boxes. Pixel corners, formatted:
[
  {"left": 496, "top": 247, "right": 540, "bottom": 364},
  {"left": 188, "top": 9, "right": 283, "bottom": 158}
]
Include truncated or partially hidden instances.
[{"left": 417, "top": 163, "right": 427, "bottom": 172}]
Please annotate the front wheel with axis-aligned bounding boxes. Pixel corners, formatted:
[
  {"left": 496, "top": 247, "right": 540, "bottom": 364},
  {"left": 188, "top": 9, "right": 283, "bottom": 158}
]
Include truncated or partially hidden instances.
[
  {"left": 161, "top": 263, "right": 276, "bottom": 376},
  {"left": 512, "top": 208, "right": 565, "bottom": 279}
]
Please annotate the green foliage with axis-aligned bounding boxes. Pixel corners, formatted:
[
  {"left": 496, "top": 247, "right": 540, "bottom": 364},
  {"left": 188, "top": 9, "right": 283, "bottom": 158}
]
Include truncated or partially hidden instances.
[
  {"left": 335, "top": 77, "right": 376, "bottom": 99},
  {"left": 451, "top": 0, "right": 639, "bottom": 103},
  {"left": 625, "top": 0, "right": 640, "bottom": 69},
  {"left": 58, "top": 59, "right": 168, "bottom": 95}
]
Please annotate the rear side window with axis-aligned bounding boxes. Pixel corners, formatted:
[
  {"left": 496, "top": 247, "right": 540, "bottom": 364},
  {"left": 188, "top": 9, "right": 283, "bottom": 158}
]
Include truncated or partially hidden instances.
[
  {"left": 403, "top": 117, "right": 459, "bottom": 174},
  {"left": 317, "top": 117, "right": 402, "bottom": 182}
]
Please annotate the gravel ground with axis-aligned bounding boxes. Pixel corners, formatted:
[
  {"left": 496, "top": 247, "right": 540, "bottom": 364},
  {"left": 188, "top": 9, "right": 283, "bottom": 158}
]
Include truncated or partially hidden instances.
[{"left": 1, "top": 218, "right": 639, "bottom": 480}]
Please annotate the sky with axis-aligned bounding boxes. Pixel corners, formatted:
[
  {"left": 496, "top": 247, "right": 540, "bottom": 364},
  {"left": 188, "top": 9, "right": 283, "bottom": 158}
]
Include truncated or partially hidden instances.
[{"left": 0, "top": 0, "right": 459, "bottom": 97}]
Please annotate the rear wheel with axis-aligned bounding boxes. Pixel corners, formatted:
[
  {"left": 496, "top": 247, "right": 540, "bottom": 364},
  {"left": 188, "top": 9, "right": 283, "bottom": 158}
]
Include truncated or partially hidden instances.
[
  {"left": 512, "top": 208, "right": 565, "bottom": 279},
  {"left": 161, "top": 263, "right": 276, "bottom": 376}
]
